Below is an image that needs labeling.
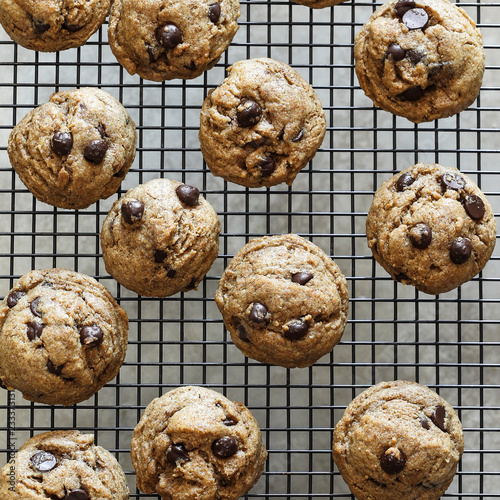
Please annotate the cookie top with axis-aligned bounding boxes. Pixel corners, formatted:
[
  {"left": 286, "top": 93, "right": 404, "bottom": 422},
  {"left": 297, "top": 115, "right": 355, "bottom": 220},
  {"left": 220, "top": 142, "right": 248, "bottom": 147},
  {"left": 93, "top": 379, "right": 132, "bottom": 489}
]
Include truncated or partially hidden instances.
[
  {"left": 332, "top": 380, "right": 464, "bottom": 500},
  {"left": 8, "top": 87, "right": 137, "bottom": 210},
  {"left": 0, "top": 430, "right": 129, "bottom": 499},
  {"left": 199, "top": 58, "right": 326, "bottom": 188},
  {"left": 131, "top": 385, "right": 267, "bottom": 500},
  {"left": 100, "top": 178, "right": 221, "bottom": 297},
  {"left": 0, "top": 268, "right": 128, "bottom": 406},
  {"left": 108, "top": 0, "right": 240, "bottom": 81},
  {"left": 354, "top": 0, "right": 484, "bottom": 123},
  {"left": 0, "top": 0, "right": 110, "bottom": 52},
  {"left": 215, "top": 234, "right": 349, "bottom": 368},
  {"left": 291, "top": 0, "right": 346, "bottom": 7},
  {"left": 366, "top": 163, "right": 496, "bottom": 295}
]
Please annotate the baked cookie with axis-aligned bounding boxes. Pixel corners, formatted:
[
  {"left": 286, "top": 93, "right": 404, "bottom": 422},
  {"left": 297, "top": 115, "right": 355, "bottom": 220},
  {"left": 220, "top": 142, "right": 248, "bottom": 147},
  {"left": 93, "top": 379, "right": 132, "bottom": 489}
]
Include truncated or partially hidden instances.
[
  {"left": 215, "top": 234, "right": 349, "bottom": 368},
  {"left": 8, "top": 87, "right": 137, "bottom": 210},
  {"left": 0, "top": 0, "right": 110, "bottom": 52},
  {"left": 354, "top": 0, "right": 484, "bottom": 123},
  {"left": 0, "top": 268, "right": 128, "bottom": 406},
  {"left": 108, "top": 0, "right": 240, "bottom": 81},
  {"left": 131, "top": 385, "right": 267, "bottom": 500},
  {"left": 366, "top": 163, "right": 496, "bottom": 295},
  {"left": 291, "top": 0, "right": 346, "bottom": 7},
  {"left": 100, "top": 178, "right": 221, "bottom": 297},
  {"left": 332, "top": 380, "right": 464, "bottom": 500},
  {"left": 199, "top": 58, "right": 326, "bottom": 188},
  {"left": 0, "top": 430, "right": 129, "bottom": 499}
]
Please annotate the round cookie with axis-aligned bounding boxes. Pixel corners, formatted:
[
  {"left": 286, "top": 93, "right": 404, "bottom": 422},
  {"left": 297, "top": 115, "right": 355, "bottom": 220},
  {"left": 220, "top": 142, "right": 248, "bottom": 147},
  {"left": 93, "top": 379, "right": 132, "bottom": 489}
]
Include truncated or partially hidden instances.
[
  {"left": 291, "top": 0, "right": 346, "bottom": 7},
  {"left": 215, "top": 234, "right": 349, "bottom": 368},
  {"left": 131, "top": 385, "right": 267, "bottom": 500},
  {"left": 332, "top": 380, "right": 464, "bottom": 500},
  {"left": 8, "top": 87, "right": 137, "bottom": 210},
  {"left": 366, "top": 163, "right": 496, "bottom": 295},
  {"left": 0, "top": 0, "right": 110, "bottom": 52},
  {"left": 0, "top": 430, "right": 129, "bottom": 499},
  {"left": 108, "top": 0, "right": 240, "bottom": 81},
  {"left": 100, "top": 178, "right": 221, "bottom": 297},
  {"left": 0, "top": 268, "right": 128, "bottom": 406},
  {"left": 199, "top": 58, "right": 326, "bottom": 188},
  {"left": 354, "top": 0, "right": 485, "bottom": 123}
]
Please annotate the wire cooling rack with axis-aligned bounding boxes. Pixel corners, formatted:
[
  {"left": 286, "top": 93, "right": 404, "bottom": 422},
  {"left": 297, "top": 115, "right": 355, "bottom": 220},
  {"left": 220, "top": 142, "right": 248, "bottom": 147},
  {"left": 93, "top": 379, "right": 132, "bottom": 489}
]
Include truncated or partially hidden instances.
[{"left": 1, "top": 0, "right": 500, "bottom": 497}]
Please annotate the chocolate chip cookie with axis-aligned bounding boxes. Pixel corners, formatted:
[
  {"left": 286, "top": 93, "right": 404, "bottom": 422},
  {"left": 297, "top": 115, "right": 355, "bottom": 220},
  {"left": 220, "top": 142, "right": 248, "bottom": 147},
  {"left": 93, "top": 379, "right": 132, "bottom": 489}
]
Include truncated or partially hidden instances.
[
  {"left": 0, "top": 0, "right": 110, "bottom": 52},
  {"left": 291, "top": 0, "right": 346, "bottom": 7},
  {"left": 100, "top": 178, "right": 221, "bottom": 297},
  {"left": 199, "top": 58, "right": 327, "bottom": 188},
  {"left": 108, "top": 0, "right": 240, "bottom": 81},
  {"left": 366, "top": 163, "right": 496, "bottom": 295},
  {"left": 215, "top": 234, "right": 349, "bottom": 368},
  {"left": 354, "top": 0, "right": 485, "bottom": 123},
  {"left": 332, "top": 380, "right": 464, "bottom": 500},
  {"left": 8, "top": 87, "right": 137, "bottom": 210},
  {"left": 0, "top": 268, "right": 128, "bottom": 406},
  {"left": 0, "top": 430, "right": 129, "bottom": 499},
  {"left": 131, "top": 385, "right": 267, "bottom": 500}
]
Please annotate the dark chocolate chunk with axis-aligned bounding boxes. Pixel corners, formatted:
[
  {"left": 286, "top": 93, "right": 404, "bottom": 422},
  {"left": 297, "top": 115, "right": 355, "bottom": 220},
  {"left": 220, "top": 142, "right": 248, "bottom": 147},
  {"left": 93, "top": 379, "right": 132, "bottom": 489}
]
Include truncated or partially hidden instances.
[
  {"left": 184, "top": 61, "right": 196, "bottom": 71},
  {"left": 212, "top": 436, "right": 238, "bottom": 458},
  {"left": 380, "top": 448, "right": 406, "bottom": 474},
  {"left": 236, "top": 99, "right": 262, "bottom": 128},
  {"left": 402, "top": 8, "right": 429, "bottom": 30},
  {"left": 421, "top": 418, "right": 430, "bottom": 430},
  {"left": 31, "top": 451, "right": 57, "bottom": 472},
  {"left": 396, "top": 173, "right": 414, "bottom": 192},
  {"left": 386, "top": 43, "right": 406, "bottom": 61},
  {"left": 464, "top": 195, "right": 485, "bottom": 220},
  {"left": 47, "top": 360, "right": 62, "bottom": 376},
  {"left": 27, "top": 322, "right": 44, "bottom": 341},
  {"left": 84, "top": 139, "right": 108, "bottom": 164},
  {"left": 64, "top": 489, "right": 89, "bottom": 500},
  {"left": 238, "top": 324, "right": 250, "bottom": 342},
  {"left": 97, "top": 124, "right": 107, "bottom": 138},
  {"left": 441, "top": 172, "right": 465, "bottom": 191},
  {"left": 401, "top": 86, "right": 425, "bottom": 101},
  {"left": 121, "top": 200, "right": 145, "bottom": 224},
  {"left": 7, "top": 291, "right": 25, "bottom": 308},
  {"left": 395, "top": 272, "right": 408, "bottom": 282},
  {"left": 113, "top": 168, "right": 126, "bottom": 178},
  {"left": 0, "top": 378, "right": 6, "bottom": 390},
  {"left": 258, "top": 157, "right": 276, "bottom": 177},
  {"left": 291, "top": 272, "right": 313, "bottom": 285},
  {"left": 30, "top": 297, "right": 42, "bottom": 318},
  {"left": 208, "top": 3, "right": 221, "bottom": 23},
  {"left": 157, "top": 23, "right": 182, "bottom": 49},
  {"left": 176, "top": 184, "right": 200, "bottom": 207},
  {"left": 167, "top": 268, "right": 177, "bottom": 278},
  {"left": 450, "top": 237, "right": 472, "bottom": 264},
  {"left": 394, "top": 0, "right": 415, "bottom": 18},
  {"left": 33, "top": 20, "right": 50, "bottom": 34},
  {"left": 406, "top": 49, "right": 423, "bottom": 64},
  {"left": 166, "top": 444, "right": 190, "bottom": 464},
  {"left": 146, "top": 44, "right": 158, "bottom": 62},
  {"left": 430, "top": 405, "right": 446, "bottom": 431},
  {"left": 154, "top": 250, "right": 168, "bottom": 263},
  {"left": 248, "top": 302, "right": 268, "bottom": 324},
  {"left": 223, "top": 417, "right": 237, "bottom": 426},
  {"left": 292, "top": 129, "right": 304, "bottom": 142},
  {"left": 79, "top": 325, "right": 103, "bottom": 347},
  {"left": 284, "top": 320, "right": 309, "bottom": 340},
  {"left": 52, "top": 131, "right": 73, "bottom": 156},
  {"left": 62, "top": 22, "right": 82, "bottom": 32},
  {"left": 409, "top": 223, "right": 432, "bottom": 249}
]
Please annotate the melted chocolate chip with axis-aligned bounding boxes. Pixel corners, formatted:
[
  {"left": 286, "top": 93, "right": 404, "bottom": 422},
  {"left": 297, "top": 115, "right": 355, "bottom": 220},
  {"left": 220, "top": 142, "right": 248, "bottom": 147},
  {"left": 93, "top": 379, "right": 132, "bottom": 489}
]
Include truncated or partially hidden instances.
[
  {"left": 208, "top": 3, "right": 221, "bottom": 23},
  {"left": 430, "top": 405, "right": 446, "bottom": 431},
  {"left": 27, "top": 322, "right": 44, "bottom": 341},
  {"left": 401, "top": 86, "right": 425, "bottom": 101},
  {"left": 47, "top": 360, "right": 62, "bottom": 376},
  {"left": 33, "top": 20, "right": 50, "bottom": 34},
  {"left": 258, "top": 157, "right": 276, "bottom": 177},
  {"left": 7, "top": 291, "right": 25, "bottom": 308},
  {"left": 450, "top": 237, "right": 472, "bottom": 264},
  {"left": 64, "top": 489, "right": 89, "bottom": 500},
  {"left": 409, "top": 223, "right": 432, "bottom": 249},
  {"left": 248, "top": 303, "right": 268, "bottom": 324},
  {"left": 51, "top": 131, "right": 73, "bottom": 156},
  {"left": 31, "top": 451, "right": 57, "bottom": 472},
  {"left": 30, "top": 297, "right": 42, "bottom": 318},
  {"left": 176, "top": 185, "right": 200, "bottom": 206},
  {"left": 167, "top": 268, "right": 177, "bottom": 278},
  {"left": 380, "top": 448, "right": 406, "bottom": 474},
  {"left": 464, "top": 195, "right": 485, "bottom": 219},
  {"left": 394, "top": 0, "right": 415, "bottom": 17},
  {"left": 166, "top": 444, "right": 190, "bottom": 464},
  {"left": 84, "top": 139, "right": 108, "bottom": 164},
  {"left": 421, "top": 418, "right": 430, "bottom": 430},
  {"left": 157, "top": 24, "right": 182, "bottom": 49},
  {"left": 113, "top": 168, "right": 126, "bottom": 178},
  {"left": 62, "top": 22, "right": 82, "bottom": 32},
  {"left": 396, "top": 173, "right": 415, "bottom": 192},
  {"left": 386, "top": 43, "right": 406, "bottom": 61},
  {"left": 441, "top": 172, "right": 465, "bottom": 191},
  {"left": 238, "top": 324, "right": 250, "bottom": 342},
  {"left": 291, "top": 272, "right": 313, "bottom": 285},
  {"left": 80, "top": 325, "right": 103, "bottom": 347},
  {"left": 236, "top": 100, "right": 263, "bottom": 128},
  {"left": 284, "top": 320, "right": 309, "bottom": 340},
  {"left": 406, "top": 49, "right": 423, "bottom": 64},
  {"left": 223, "top": 417, "right": 237, "bottom": 426},
  {"left": 154, "top": 250, "right": 168, "bottom": 263},
  {"left": 402, "top": 8, "right": 429, "bottom": 30},
  {"left": 292, "top": 129, "right": 304, "bottom": 142},
  {"left": 212, "top": 436, "right": 238, "bottom": 458},
  {"left": 121, "top": 200, "right": 145, "bottom": 224}
]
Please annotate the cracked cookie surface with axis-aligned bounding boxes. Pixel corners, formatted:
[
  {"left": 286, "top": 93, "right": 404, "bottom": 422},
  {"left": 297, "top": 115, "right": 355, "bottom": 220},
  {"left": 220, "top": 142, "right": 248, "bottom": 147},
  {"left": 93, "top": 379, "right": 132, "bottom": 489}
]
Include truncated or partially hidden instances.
[
  {"left": 0, "top": 430, "right": 129, "bottom": 499},
  {"left": 366, "top": 163, "right": 496, "bottom": 295},
  {"left": 108, "top": 0, "right": 240, "bottom": 81},
  {"left": 0, "top": 0, "right": 110, "bottom": 52},
  {"left": 8, "top": 87, "right": 137, "bottom": 210},
  {"left": 354, "top": 0, "right": 484, "bottom": 123},
  {"left": 215, "top": 234, "right": 349, "bottom": 368},
  {"left": 199, "top": 58, "right": 326, "bottom": 188},
  {"left": 100, "top": 178, "right": 221, "bottom": 297},
  {"left": 0, "top": 268, "right": 128, "bottom": 406},
  {"left": 131, "top": 385, "right": 267, "bottom": 500},
  {"left": 332, "top": 380, "right": 464, "bottom": 500}
]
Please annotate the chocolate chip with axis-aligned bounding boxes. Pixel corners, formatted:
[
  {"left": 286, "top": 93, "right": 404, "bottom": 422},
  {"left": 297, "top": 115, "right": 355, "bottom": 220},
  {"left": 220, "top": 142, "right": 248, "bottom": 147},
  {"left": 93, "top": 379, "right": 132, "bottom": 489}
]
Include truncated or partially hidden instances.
[
  {"left": 421, "top": 418, "right": 430, "bottom": 429},
  {"left": 0, "top": 378, "right": 6, "bottom": 390},
  {"left": 464, "top": 195, "right": 485, "bottom": 220},
  {"left": 157, "top": 24, "right": 182, "bottom": 49},
  {"left": 406, "top": 49, "right": 423, "bottom": 64},
  {"left": 395, "top": 272, "right": 408, "bottom": 282},
  {"left": 167, "top": 268, "right": 177, "bottom": 278},
  {"left": 394, "top": 0, "right": 415, "bottom": 18},
  {"left": 212, "top": 436, "right": 238, "bottom": 458},
  {"left": 258, "top": 157, "right": 276, "bottom": 177},
  {"left": 27, "top": 322, "right": 44, "bottom": 341},
  {"left": 409, "top": 223, "right": 432, "bottom": 249},
  {"left": 47, "top": 360, "right": 62, "bottom": 376},
  {"left": 113, "top": 168, "right": 126, "bottom": 178},
  {"left": 236, "top": 99, "right": 262, "bottom": 128},
  {"left": 380, "top": 448, "right": 406, "bottom": 474},
  {"left": 284, "top": 320, "right": 309, "bottom": 340},
  {"left": 184, "top": 61, "right": 196, "bottom": 71},
  {"left": 292, "top": 129, "right": 304, "bottom": 142},
  {"left": 64, "top": 489, "right": 89, "bottom": 500},
  {"left": 386, "top": 43, "right": 406, "bottom": 61},
  {"left": 51, "top": 131, "right": 73, "bottom": 156},
  {"left": 30, "top": 297, "right": 42, "bottom": 318},
  {"left": 84, "top": 139, "right": 107, "bottom": 164},
  {"left": 223, "top": 417, "right": 237, "bottom": 426},
  {"left": 184, "top": 277, "right": 198, "bottom": 291},
  {"left": 176, "top": 185, "right": 200, "bottom": 207},
  {"left": 154, "top": 250, "right": 168, "bottom": 263},
  {"left": 7, "top": 291, "right": 25, "bottom": 308},
  {"left": 430, "top": 405, "right": 446, "bottom": 431},
  {"left": 146, "top": 44, "right": 158, "bottom": 62},
  {"left": 121, "top": 200, "right": 145, "bottom": 224},
  {"left": 396, "top": 173, "right": 414, "bottom": 192},
  {"left": 62, "top": 22, "right": 82, "bottom": 32},
  {"left": 238, "top": 324, "right": 250, "bottom": 342},
  {"left": 33, "top": 21, "right": 50, "bottom": 34},
  {"left": 166, "top": 444, "right": 190, "bottom": 464},
  {"left": 79, "top": 325, "right": 103, "bottom": 347},
  {"left": 291, "top": 272, "right": 313, "bottom": 285},
  {"left": 248, "top": 303, "right": 268, "bottom": 324},
  {"left": 450, "top": 237, "right": 472, "bottom": 264},
  {"left": 208, "top": 3, "right": 221, "bottom": 23},
  {"left": 401, "top": 86, "right": 425, "bottom": 101},
  {"left": 441, "top": 172, "right": 465, "bottom": 191},
  {"left": 97, "top": 124, "right": 107, "bottom": 138},
  {"left": 31, "top": 451, "right": 57, "bottom": 472},
  {"left": 402, "top": 8, "right": 429, "bottom": 30}
]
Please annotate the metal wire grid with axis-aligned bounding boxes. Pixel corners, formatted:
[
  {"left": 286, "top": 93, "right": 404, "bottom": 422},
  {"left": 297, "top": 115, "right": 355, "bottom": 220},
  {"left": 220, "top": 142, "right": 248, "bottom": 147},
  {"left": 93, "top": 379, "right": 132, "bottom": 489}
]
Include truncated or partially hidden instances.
[{"left": 1, "top": 0, "right": 500, "bottom": 497}]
